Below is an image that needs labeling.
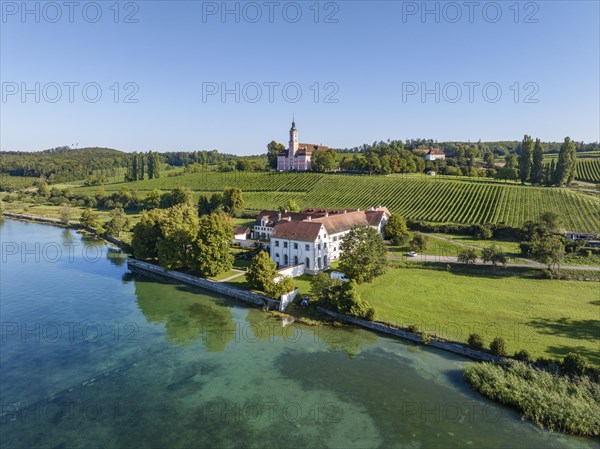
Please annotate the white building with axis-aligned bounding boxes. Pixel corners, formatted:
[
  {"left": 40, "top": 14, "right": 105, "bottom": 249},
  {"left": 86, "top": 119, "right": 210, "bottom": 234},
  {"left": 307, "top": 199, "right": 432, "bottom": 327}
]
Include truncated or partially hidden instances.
[
  {"left": 424, "top": 148, "right": 446, "bottom": 161},
  {"left": 264, "top": 208, "right": 390, "bottom": 274},
  {"left": 277, "top": 120, "right": 329, "bottom": 171}
]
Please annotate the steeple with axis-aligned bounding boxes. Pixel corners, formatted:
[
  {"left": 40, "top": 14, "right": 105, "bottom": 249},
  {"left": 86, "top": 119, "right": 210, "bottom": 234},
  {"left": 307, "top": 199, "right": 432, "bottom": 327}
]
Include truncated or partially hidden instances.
[{"left": 289, "top": 116, "right": 299, "bottom": 155}]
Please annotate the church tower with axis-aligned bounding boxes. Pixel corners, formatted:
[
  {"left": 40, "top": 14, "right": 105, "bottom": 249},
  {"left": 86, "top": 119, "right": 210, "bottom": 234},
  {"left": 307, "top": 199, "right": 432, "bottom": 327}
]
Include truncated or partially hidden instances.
[{"left": 289, "top": 118, "right": 299, "bottom": 156}]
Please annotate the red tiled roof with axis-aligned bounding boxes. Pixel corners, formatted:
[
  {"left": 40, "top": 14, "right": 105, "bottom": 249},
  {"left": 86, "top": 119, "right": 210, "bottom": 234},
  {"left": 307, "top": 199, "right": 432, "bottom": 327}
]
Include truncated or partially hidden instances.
[
  {"left": 425, "top": 148, "right": 445, "bottom": 155},
  {"left": 271, "top": 221, "right": 324, "bottom": 242}
]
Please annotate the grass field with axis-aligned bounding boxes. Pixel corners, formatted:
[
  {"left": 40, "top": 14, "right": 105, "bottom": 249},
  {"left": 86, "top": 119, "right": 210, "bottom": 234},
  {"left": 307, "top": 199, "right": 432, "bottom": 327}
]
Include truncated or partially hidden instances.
[
  {"left": 358, "top": 266, "right": 600, "bottom": 365},
  {"left": 73, "top": 172, "right": 600, "bottom": 233}
]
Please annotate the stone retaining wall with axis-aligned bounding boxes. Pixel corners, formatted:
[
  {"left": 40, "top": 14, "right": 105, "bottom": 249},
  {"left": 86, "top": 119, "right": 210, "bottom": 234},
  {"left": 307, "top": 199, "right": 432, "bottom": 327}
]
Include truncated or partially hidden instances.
[
  {"left": 317, "top": 307, "right": 502, "bottom": 363},
  {"left": 128, "top": 258, "right": 280, "bottom": 310}
]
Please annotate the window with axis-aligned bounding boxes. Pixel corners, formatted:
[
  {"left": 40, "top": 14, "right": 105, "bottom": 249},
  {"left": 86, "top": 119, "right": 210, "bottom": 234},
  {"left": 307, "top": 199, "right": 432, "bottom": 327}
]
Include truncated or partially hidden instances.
[
  {"left": 294, "top": 256, "right": 298, "bottom": 265},
  {"left": 284, "top": 242, "right": 288, "bottom": 248},
  {"left": 284, "top": 254, "right": 289, "bottom": 265},
  {"left": 294, "top": 243, "right": 298, "bottom": 250},
  {"left": 305, "top": 244, "right": 309, "bottom": 250},
  {"left": 275, "top": 253, "right": 279, "bottom": 259},
  {"left": 324, "top": 243, "right": 327, "bottom": 249},
  {"left": 305, "top": 258, "right": 310, "bottom": 269},
  {"left": 317, "top": 244, "right": 321, "bottom": 250},
  {"left": 275, "top": 240, "right": 279, "bottom": 247}
]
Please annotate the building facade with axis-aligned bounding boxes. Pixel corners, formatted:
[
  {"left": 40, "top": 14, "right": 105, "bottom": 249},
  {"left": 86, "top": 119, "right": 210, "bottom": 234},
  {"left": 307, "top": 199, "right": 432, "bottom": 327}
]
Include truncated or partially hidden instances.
[
  {"left": 255, "top": 208, "right": 390, "bottom": 274},
  {"left": 424, "top": 148, "right": 446, "bottom": 161},
  {"left": 277, "top": 120, "right": 328, "bottom": 171}
]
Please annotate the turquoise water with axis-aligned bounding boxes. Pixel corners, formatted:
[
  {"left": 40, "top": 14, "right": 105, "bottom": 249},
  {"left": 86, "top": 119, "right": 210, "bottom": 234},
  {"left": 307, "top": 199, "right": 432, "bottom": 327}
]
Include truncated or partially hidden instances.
[{"left": 0, "top": 218, "right": 596, "bottom": 449}]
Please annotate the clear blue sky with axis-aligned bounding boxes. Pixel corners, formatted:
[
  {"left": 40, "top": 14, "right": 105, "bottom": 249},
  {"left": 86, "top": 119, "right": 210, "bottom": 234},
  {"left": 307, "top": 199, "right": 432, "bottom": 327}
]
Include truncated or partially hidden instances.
[{"left": 1, "top": 0, "right": 599, "bottom": 154}]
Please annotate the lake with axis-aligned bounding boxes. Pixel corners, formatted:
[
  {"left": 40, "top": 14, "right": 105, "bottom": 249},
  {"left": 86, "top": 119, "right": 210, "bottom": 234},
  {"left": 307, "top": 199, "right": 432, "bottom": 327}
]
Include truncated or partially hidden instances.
[{"left": 0, "top": 218, "right": 596, "bottom": 449}]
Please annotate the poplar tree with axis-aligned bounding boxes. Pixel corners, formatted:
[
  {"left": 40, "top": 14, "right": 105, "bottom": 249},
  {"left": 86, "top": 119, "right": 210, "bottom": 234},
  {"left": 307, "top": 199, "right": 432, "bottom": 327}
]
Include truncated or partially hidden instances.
[
  {"left": 530, "top": 138, "right": 544, "bottom": 185},
  {"left": 518, "top": 135, "right": 533, "bottom": 185}
]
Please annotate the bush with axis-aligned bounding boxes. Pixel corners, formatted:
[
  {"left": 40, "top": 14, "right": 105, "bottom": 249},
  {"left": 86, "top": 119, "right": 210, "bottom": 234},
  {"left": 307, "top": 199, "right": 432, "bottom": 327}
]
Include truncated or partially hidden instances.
[
  {"left": 457, "top": 248, "right": 478, "bottom": 264},
  {"left": 513, "top": 349, "right": 531, "bottom": 362},
  {"left": 490, "top": 336, "right": 507, "bottom": 356},
  {"left": 467, "top": 333, "right": 484, "bottom": 350},
  {"left": 407, "top": 324, "right": 419, "bottom": 334},
  {"left": 562, "top": 353, "right": 587, "bottom": 376},
  {"left": 464, "top": 361, "right": 600, "bottom": 436}
]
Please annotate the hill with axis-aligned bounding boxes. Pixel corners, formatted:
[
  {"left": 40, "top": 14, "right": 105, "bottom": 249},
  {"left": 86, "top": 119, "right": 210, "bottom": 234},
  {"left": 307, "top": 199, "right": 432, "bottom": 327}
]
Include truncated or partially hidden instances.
[{"left": 75, "top": 172, "right": 600, "bottom": 233}]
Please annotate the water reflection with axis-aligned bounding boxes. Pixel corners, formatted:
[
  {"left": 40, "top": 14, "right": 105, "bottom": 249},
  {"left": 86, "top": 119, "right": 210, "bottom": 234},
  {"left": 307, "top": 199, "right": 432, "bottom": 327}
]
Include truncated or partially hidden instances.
[{"left": 134, "top": 277, "right": 237, "bottom": 351}]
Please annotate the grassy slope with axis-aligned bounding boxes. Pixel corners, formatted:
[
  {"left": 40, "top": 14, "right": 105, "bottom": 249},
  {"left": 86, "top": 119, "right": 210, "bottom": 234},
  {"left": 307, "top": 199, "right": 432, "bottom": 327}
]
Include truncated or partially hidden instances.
[
  {"left": 357, "top": 266, "right": 600, "bottom": 365},
  {"left": 72, "top": 172, "right": 600, "bottom": 233}
]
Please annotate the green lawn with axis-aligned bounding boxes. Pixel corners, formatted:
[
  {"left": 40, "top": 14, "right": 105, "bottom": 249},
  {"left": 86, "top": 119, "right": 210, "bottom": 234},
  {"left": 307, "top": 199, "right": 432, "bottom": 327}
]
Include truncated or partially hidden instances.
[
  {"left": 432, "top": 233, "right": 522, "bottom": 255},
  {"left": 358, "top": 266, "right": 600, "bottom": 366}
]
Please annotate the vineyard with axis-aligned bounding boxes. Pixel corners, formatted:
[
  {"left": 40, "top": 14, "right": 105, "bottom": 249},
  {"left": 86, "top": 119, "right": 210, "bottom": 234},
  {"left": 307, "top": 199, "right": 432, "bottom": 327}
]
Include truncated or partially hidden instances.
[
  {"left": 75, "top": 172, "right": 600, "bottom": 233},
  {"left": 576, "top": 158, "right": 600, "bottom": 183}
]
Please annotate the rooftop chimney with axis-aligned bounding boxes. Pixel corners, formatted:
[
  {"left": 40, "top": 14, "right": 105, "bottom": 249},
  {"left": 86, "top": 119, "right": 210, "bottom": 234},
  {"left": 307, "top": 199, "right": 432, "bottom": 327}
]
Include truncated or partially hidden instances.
[
  {"left": 278, "top": 212, "right": 282, "bottom": 221},
  {"left": 307, "top": 216, "right": 312, "bottom": 221},
  {"left": 325, "top": 212, "right": 329, "bottom": 217},
  {"left": 287, "top": 216, "right": 291, "bottom": 221}
]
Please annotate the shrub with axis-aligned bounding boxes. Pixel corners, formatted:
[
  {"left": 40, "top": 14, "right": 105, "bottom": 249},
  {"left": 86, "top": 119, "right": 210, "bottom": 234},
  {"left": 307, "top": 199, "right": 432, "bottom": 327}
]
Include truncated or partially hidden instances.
[
  {"left": 490, "top": 336, "right": 507, "bottom": 356},
  {"left": 422, "top": 333, "right": 431, "bottom": 345},
  {"left": 463, "top": 361, "right": 600, "bottom": 436},
  {"left": 513, "top": 349, "right": 531, "bottom": 362},
  {"left": 457, "top": 248, "right": 478, "bottom": 264},
  {"left": 562, "top": 353, "right": 587, "bottom": 376},
  {"left": 467, "top": 333, "right": 484, "bottom": 350},
  {"left": 407, "top": 324, "right": 419, "bottom": 334}
]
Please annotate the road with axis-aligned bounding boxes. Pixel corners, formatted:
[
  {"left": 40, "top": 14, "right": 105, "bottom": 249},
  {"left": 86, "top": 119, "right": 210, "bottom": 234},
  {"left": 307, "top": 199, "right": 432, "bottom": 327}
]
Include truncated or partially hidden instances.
[{"left": 388, "top": 254, "right": 600, "bottom": 271}]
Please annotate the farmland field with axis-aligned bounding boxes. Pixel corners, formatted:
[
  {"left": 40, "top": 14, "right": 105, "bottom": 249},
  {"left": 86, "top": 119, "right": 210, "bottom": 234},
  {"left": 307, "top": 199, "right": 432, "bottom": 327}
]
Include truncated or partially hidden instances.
[
  {"left": 576, "top": 158, "right": 600, "bottom": 183},
  {"left": 74, "top": 172, "right": 600, "bottom": 233}
]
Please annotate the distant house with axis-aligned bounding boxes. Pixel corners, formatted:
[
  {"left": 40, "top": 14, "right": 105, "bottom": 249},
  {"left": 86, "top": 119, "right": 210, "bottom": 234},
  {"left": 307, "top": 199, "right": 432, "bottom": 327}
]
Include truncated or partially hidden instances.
[
  {"left": 277, "top": 120, "right": 329, "bottom": 171},
  {"left": 565, "top": 231, "right": 599, "bottom": 248},
  {"left": 424, "top": 148, "right": 446, "bottom": 161},
  {"left": 233, "top": 226, "right": 250, "bottom": 240},
  {"left": 254, "top": 207, "right": 390, "bottom": 274},
  {"left": 426, "top": 170, "right": 436, "bottom": 176}
]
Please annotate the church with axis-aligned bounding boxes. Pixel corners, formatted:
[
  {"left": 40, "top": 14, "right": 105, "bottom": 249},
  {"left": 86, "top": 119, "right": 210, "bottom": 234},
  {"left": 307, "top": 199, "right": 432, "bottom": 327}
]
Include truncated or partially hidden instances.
[{"left": 277, "top": 120, "right": 329, "bottom": 171}]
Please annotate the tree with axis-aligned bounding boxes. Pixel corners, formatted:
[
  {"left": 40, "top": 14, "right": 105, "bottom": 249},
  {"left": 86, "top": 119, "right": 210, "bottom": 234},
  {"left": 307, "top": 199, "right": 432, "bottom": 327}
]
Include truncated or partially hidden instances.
[
  {"left": 457, "top": 248, "right": 478, "bottom": 264},
  {"left": 494, "top": 166, "right": 518, "bottom": 182},
  {"left": 104, "top": 207, "right": 130, "bottom": 238},
  {"left": 148, "top": 151, "right": 161, "bottom": 179},
  {"left": 504, "top": 153, "right": 516, "bottom": 168},
  {"left": 280, "top": 198, "right": 301, "bottom": 213},
  {"left": 547, "top": 158, "right": 557, "bottom": 186},
  {"left": 532, "top": 235, "right": 565, "bottom": 271},
  {"left": 409, "top": 232, "right": 429, "bottom": 252},
  {"left": 131, "top": 209, "right": 165, "bottom": 260},
  {"left": 384, "top": 214, "right": 409, "bottom": 246},
  {"left": 338, "top": 226, "right": 387, "bottom": 283},
  {"left": 310, "top": 274, "right": 375, "bottom": 320},
  {"left": 162, "top": 187, "right": 191, "bottom": 208},
  {"left": 247, "top": 251, "right": 278, "bottom": 293},
  {"left": 467, "top": 333, "right": 484, "bottom": 349},
  {"left": 484, "top": 152, "right": 495, "bottom": 167},
  {"left": 475, "top": 224, "right": 493, "bottom": 239},
  {"left": 79, "top": 208, "right": 101, "bottom": 230},
  {"left": 144, "top": 189, "right": 162, "bottom": 210},
  {"left": 556, "top": 137, "right": 577, "bottom": 186},
  {"left": 222, "top": 188, "right": 244, "bottom": 217},
  {"left": 539, "top": 211, "right": 563, "bottom": 235},
  {"left": 267, "top": 141, "right": 285, "bottom": 169},
  {"left": 530, "top": 138, "right": 544, "bottom": 184},
  {"left": 490, "top": 336, "right": 507, "bottom": 356},
  {"left": 267, "top": 276, "right": 296, "bottom": 298},
  {"left": 481, "top": 244, "right": 507, "bottom": 267},
  {"left": 312, "top": 149, "right": 338, "bottom": 172},
  {"left": 518, "top": 135, "right": 533, "bottom": 185},
  {"left": 59, "top": 204, "right": 72, "bottom": 225},
  {"left": 136, "top": 152, "right": 145, "bottom": 180},
  {"left": 192, "top": 213, "right": 234, "bottom": 277},
  {"left": 155, "top": 204, "right": 199, "bottom": 269}
]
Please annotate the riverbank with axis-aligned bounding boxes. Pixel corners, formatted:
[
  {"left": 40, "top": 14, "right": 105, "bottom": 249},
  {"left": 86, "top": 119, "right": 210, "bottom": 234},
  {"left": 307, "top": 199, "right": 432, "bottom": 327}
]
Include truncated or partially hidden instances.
[{"left": 2, "top": 212, "right": 129, "bottom": 251}]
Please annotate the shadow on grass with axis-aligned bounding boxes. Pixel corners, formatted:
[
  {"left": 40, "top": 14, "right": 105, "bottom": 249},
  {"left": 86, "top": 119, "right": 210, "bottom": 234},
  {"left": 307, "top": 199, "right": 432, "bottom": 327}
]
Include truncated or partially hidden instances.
[
  {"left": 388, "top": 261, "right": 541, "bottom": 280},
  {"left": 527, "top": 317, "right": 600, "bottom": 342},
  {"left": 545, "top": 344, "right": 600, "bottom": 367}
]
